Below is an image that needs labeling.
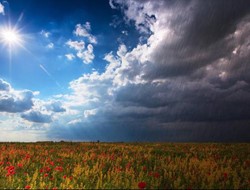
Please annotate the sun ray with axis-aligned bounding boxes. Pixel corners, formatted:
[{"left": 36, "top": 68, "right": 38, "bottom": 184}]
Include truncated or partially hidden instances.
[{"left": 0, "top": 26, "right": 23, "bottom": 48}]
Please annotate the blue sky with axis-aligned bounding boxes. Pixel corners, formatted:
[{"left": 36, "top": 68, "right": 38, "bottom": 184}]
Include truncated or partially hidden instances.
[{"left": 0, "top": 0, "right": 250, "bottom": 142}]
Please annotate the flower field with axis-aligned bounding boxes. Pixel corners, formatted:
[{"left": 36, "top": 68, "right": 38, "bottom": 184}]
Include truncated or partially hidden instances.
[{"left": 0, "top": 142, "right": 249, "bottom": 189}]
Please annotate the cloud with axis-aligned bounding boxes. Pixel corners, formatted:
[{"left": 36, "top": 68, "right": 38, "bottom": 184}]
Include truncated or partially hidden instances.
[
  {"left": 21, "top": 110, "right": 52, "bottom": 123},
  {"left": 66, "top": 40, "right": 94, "bottom": 64},
  {"left": 0, "top": 79, "right": 10, "bottom": 91},
  {"left": 46, "top": 101, "right": 66, "bottom": 113},
  {"left": 66, "top": 40, "right": 85, "bottom": 51},
  {"left": 0, "top": 79, "right": 34, "bottom": 113},
  {"left": 74, "top": 22, "right": 97, "bottom": 44},
  {"left": 3, "top": 0, "right": 249, "bottom": 142},
  {"left": 84, "top": 109, "right": 97, "bottom": 118},
  {"left": 40, "top": 30, "right": 51, "bottom": 38},
  {"left": 46, "top": 42, "right": 54, "bottom": 49},
  {"left": 65, "top": 22, "right": 97, "bottom": 64},
  {"left": 109, "top": 0, "right": 117, "bottom": 9},
  {"left": 0, "top": 2, "right": 4, "bottom": 15},
  {"left": 65, "top": 53, "right": 75, "bottom": 61},
  {"left": 76, "top": 44, "right": 94, "bottom": 64},
  {"left": 46, "top": 0, "right": 250, "bottom": 142}
]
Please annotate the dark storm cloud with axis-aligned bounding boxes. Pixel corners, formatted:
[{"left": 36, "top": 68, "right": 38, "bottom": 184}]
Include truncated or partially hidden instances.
[
  {"left": 183, "top": 0, "right": 250, "bottom": 48},
  {"left": 143, "top": 0, "right": 250, "bottom": 80},
  {"left": 115, "top": 80, "right": 250, "bottom": 122},
  {"left": 21, "top": 111, "right": 52, "bottom": 123},
  {"left": 48, "top": 116, "right": 250, "bottom": 142}
]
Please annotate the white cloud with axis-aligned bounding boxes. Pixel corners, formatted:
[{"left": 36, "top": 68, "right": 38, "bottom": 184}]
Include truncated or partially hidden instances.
[
  {"left": 0, "top": 79, "right": 34, "bottom": 113},
  {"left": 109, "top": 0, "right": 117, "bottom": 9},
  {"left": 46, "top": 42, "right": 54, "bottom": 49},
  {"left": 0, "top": 2, "right": 4, "bottom": 15},
  {"left": 74, "top": 22, "right": 97, "bottom": 44},
  {"left": 65, "top": 53, "right": 75, "bottom": 61},
  {"left": 65, "top": 22, "right": 97, "bottom": 64},
  {"left": 76, "top": 44, "right": 95, "bottom": 64},
  {"left": 66, "top": 40, "right": 94, "bottom": 64},
  {"left": 40, "top": 30, "right": 51, "bottom": 38},
  {"left": 84, "top": 109, "right": 97, "bottom": 118},
  {"left": 66, "top": 40, "right": 85, "bottom": 51}
]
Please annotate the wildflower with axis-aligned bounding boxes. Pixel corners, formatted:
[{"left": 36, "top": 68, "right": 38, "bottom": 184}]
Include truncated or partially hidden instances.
[
  {"left": 44, "top": 173, "right": 49, "bottom": 177},
  {"left": 154, "top": 172, "right": 160, "bottom": 178},
  {"left": 138, "top": 181, "right": 146, "bottom": 189},
  {"left": 46, "top": 167, "right": 51, "bottom": 172},
  {"left": 55, "top": 166, "right": 63, "bottom": 172},
  {"left": 25, "top": 154, "right": 31, "bottom": 159},
  {"left": 18, "top": 163, "right": 23, "bottom": 168},
  {"left": 63, "top": 175, "right": 67, "bottom": 179},
  {"left": 6, "top": 166, "right": 15, "bottom": 176},
  {"left": 25, "top": 185, "right": 31, "bottom": 189},
  {"left": 223, "top": 172, "right": 228, "bottom": 179}
]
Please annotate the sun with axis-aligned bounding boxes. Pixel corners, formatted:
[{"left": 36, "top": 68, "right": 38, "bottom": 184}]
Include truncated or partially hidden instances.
[{"left": 0, "top": 27, "right": 23, "bottom": 47}]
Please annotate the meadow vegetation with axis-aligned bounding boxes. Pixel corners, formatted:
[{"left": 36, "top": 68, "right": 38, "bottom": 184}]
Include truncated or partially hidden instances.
[{"left": 0, "top": 142, "right": 249, "bottom": 189}]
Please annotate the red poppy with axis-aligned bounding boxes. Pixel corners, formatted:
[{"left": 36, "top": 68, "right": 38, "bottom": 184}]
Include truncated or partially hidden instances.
[
  {"left": 18, "top": 163, "right": 23, "bottom": 168},
  {"left": 223, "top": 172, "right": 228, "bottom": 179},
  {"left": 25, "top": 185, "right": 31, "bottom": 189},
  {"left": 6, "top": 166, "right": 15, "bottom": 176},
  {"left": 55, "top": 166, "right": 63, "bottom": 172},
  {"left": 63, "top": 175, "right": 67, "bottom": 179},
  {"left": 44, "top": 173, "right": 49, "bottom": 177},
  {"left": 138, "top": 181, "right": 146, "bottom": 189},
  {"left": 154, "top": 172, "right": 160, "bottom": 178}
]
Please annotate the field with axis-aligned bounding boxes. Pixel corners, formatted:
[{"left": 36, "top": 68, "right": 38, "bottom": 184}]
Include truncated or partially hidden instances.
[{"left": 0, "top": 142, "right": 249, "bottom": 189}]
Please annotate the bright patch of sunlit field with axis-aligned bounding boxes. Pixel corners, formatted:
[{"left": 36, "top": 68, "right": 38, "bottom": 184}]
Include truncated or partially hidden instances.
[{"left": 0, "top": 142, "right": 249, "bottom": 189}]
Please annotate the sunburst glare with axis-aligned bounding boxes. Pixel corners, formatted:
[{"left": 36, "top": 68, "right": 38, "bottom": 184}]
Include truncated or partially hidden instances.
[{"left": 0, "top": 26, "right": 23, "bottom": 48}]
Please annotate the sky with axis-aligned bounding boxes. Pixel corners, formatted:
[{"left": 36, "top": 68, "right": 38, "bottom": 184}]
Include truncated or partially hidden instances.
[{"left": 0, "top": 0, "right": 250, "bottom": 142}]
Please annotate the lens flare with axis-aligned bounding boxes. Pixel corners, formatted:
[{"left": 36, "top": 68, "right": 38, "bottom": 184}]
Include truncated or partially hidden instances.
[{"left": 0, "top": 27, "right": 23, "bottom": 47}]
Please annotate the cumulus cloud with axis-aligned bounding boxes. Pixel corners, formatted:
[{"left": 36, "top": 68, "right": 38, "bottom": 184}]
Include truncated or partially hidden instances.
[
  {"left": 21, "top": 110, "right": 52, "bottom": 123},
  {"left": 66, "top": 40, "right": 85, "bottom": 51},
  {"left": 0, "top": 79, "right": 10, "bottom": 91},
  {"left": 76, "top": 44, "right": 94, "bottom": 64},
  {"left": 66, "top": 22, "right": 96, "bottom": 64},
  {"left": 0, "top": 79, "right": 34, "bottom": 113},
  {"left": 65, "top": 53, "right": 75, "bottom": 61},
  {"left": 47, "top": 0, "right": 250, "bottom": 142},
  {"left": 74, "top": 22, "right": 97, "bottom": 44},
  {"left": 46, "top": 101, "right": 66, "bottom": 113}
]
